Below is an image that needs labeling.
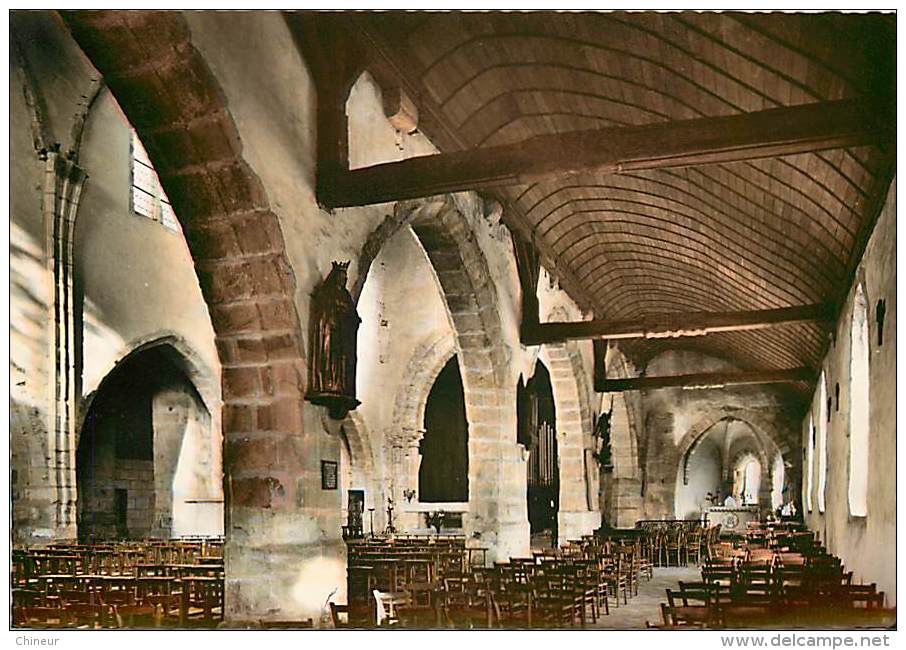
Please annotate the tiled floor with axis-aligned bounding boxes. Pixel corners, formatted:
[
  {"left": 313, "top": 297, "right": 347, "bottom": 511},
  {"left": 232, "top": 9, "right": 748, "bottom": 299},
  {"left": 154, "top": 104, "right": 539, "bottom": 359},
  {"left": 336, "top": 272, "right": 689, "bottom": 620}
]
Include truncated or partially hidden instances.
[{"left": 589, "top": 566, "right": 701, "bottom": 629}]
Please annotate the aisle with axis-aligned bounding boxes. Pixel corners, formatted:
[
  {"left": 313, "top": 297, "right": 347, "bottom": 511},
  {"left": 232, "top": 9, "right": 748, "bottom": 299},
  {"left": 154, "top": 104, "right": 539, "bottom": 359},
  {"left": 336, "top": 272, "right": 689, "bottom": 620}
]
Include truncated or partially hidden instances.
[{"left": 590, "top": 566, "right": 701, "bottom": 629}]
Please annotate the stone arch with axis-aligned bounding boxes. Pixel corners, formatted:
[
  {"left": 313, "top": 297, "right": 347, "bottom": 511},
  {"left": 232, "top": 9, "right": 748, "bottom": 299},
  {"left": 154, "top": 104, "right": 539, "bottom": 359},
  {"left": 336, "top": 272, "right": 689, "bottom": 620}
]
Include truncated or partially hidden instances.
[
  {"left": 341, "top": 411, "right": 376, "bottom": 487},
  {"left": 64, "top": 10, "right": 308, "bottom": 509},
  {"left": 538, "top": 341, "right": 601, "bottom": 542},
  {"left": 350, "top": 202, "right": 419, "bottom": 303},
  {"left": 75, "top": 339, "right": 220, "bottom": 540},
  {"left": 356, "top": 192, "right": 523, "bottom": 558},
  {"left": 678, "top": 415, "right": 780, "bottom": 475},
  {"left": 604, "top": 348, "right": 642, "bottom": 479},
  {"left": 62, "top": 11, "right": 313, "bottom": 620},
  {"left": 338, "top": 410, "right": 381, "bottom": 529},
  {"left": 409, "top": 195, "right": 524, "bottom": 557},
  {"left": 676, "top": 414, "right": 783, "bottom": 512},
  {"left": 79, "top": 331, "right": 219, "bottom": 435},
  {"left": 389, "top": 333, "right": 457, "bottom": 448}
]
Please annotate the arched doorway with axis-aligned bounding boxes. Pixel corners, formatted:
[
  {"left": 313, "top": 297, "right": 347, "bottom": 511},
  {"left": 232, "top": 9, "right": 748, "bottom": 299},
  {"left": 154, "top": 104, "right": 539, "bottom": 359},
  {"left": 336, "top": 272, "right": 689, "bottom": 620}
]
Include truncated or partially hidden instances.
[
  {"left": 419, "top": 355, "right": 469, "bottom": 503},
  {"left": 518, "top": 361, "right": 559, "bottom": 548},
  {"left": 76, "top": 344, "right": 219, "bottom": 541}
]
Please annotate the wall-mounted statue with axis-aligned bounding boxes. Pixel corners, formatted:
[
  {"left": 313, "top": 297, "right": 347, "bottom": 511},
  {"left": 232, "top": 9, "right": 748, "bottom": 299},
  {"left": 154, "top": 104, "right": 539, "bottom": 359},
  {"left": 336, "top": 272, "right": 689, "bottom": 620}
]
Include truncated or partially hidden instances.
[{"left": 305, "top": 261, "right": 361, "bottom": 420}]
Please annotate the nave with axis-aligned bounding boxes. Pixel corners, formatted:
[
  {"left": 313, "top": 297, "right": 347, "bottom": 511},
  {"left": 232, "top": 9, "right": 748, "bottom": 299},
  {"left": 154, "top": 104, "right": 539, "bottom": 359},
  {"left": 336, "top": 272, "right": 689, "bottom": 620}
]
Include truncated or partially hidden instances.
[{"left": 9, "top": 9, "right": 896, "bottom": 631}]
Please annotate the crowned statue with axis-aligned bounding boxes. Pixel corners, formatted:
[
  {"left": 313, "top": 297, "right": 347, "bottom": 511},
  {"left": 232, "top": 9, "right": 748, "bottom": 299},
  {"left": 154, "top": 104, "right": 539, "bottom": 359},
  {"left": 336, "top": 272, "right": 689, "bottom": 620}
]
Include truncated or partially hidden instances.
[{"left": 305, "top": 261, "right": 361, "bottom": 419}]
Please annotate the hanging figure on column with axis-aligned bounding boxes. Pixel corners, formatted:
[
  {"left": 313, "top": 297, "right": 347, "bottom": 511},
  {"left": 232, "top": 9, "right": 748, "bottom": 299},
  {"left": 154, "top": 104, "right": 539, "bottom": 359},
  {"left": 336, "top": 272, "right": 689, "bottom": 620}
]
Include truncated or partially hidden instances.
[{"left": 305, "top": 261, "right": 361, "bottom": 419}]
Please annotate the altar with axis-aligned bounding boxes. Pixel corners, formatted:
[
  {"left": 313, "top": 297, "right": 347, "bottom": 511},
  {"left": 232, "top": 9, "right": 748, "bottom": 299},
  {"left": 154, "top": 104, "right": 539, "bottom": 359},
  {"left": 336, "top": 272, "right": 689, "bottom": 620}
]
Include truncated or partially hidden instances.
[{"left": 704, "top": 506, "right": 760, "bottom": 534}]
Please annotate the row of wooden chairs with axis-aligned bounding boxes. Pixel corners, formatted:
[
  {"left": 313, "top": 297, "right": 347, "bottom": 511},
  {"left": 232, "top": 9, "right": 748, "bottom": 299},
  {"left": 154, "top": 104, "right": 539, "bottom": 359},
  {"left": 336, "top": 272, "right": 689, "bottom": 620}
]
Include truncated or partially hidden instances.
[
  {"left": 634, "top": 522, "right": 720, "bottom": 566},
  {"left": 655, "top": 534, "right": 891, "bottom": 629},
  {"left": 12, "top": 539, "right": 224, "bottom": 629},
  {"left": 350, "top": 530, "right": 658, "bottom": 628}
]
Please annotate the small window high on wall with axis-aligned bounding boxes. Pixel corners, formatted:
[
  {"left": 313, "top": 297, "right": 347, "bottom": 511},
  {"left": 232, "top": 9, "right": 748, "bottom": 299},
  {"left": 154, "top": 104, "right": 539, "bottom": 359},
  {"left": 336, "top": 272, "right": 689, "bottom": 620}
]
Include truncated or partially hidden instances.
[
  {"left": 131, "top": 131, "right": 180, "bottom": 232},
  {"left": 817, "top": 372, "right": 828, "bottom": 513},
  {"left": 849, "top": 283, "right": 870, "bottom": 517},
  {"left": 805, "top": 414, "right": 814, "bottom": 513}
]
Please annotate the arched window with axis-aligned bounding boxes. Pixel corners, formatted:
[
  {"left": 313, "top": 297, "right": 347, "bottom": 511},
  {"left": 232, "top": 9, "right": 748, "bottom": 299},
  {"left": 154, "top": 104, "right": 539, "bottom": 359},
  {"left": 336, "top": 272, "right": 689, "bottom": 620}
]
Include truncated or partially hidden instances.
[
  {"left": 817, "top": 372, "right": 828, "bottom": 513},
  {"left": 849, "top": 283, "right": 870, "bottom": 517},
  {"left": 805, "top": 414, "right": 814, "bottom": 513}
]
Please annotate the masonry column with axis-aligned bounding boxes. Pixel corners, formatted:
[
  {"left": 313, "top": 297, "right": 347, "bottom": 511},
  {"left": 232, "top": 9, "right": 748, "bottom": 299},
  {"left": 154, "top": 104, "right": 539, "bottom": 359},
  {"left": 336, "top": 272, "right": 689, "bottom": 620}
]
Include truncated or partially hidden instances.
[
  {"left": 44, "top": 151, "right": 86, "bottom": 542},
  {"left": 462, "top": 385, "right": 529, "bottom": 562}
]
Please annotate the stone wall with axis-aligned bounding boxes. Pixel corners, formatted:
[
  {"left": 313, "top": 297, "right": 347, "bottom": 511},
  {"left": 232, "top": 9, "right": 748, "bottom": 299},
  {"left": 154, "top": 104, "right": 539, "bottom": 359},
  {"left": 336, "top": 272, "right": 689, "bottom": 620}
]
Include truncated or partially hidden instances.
[
  {"left": 802, "top": 179, "right": 896, "bottom": 604},
  {"left": 10, "top": 11, "right": 221, "bottom": 546},
  {"left": 629, "top": 350, "right": 798, "bottom": 521},
  {"left": 14, "top": 9, "right": 623, "bottom": 624}
]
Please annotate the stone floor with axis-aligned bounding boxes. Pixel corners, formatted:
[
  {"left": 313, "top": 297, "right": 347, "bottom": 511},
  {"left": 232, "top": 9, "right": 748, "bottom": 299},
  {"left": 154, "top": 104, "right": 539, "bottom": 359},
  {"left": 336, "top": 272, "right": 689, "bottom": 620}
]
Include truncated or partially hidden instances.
[{"left": 589, "top": 566, "right": 701, "bottom": 629}]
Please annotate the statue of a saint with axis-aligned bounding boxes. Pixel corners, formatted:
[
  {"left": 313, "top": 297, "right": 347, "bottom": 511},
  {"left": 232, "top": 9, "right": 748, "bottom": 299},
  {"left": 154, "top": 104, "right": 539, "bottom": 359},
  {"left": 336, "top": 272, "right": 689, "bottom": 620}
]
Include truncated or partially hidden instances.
[{"left": 305, "top": 261, "right": 361, "bottom": 419}]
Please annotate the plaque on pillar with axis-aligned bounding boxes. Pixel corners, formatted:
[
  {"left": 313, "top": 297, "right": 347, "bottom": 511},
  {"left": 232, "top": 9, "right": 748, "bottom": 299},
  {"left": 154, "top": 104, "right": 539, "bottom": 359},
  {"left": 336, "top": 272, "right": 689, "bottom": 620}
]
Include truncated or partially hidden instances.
[
  {"left": 321, "top": 460, "right": 338, "bottom": 490},
  {"left": 305, "top": 261, "right": 361, "bottom": 419}
]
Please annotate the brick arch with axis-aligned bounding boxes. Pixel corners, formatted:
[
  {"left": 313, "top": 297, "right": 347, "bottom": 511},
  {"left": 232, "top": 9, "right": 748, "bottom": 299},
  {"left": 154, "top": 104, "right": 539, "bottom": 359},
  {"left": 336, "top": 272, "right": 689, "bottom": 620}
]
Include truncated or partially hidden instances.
[
  {"left": 63, "top": 11, "right": 308, "bottom": 515},
  {"left": 62, "top": 12, "right": 313, "bottom": 620}
]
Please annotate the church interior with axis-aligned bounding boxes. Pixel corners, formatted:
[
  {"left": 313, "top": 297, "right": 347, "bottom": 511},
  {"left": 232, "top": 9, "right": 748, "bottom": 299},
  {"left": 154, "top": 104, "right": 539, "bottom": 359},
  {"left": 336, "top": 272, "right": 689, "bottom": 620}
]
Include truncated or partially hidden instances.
[{"left": 9, "top": 10, "right": 896, "bottom": 630}]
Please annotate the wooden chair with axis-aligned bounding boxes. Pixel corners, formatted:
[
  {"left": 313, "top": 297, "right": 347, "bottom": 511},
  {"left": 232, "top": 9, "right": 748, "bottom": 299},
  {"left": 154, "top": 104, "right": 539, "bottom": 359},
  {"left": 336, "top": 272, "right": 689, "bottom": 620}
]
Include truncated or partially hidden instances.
[
  {"left": 561, "top": 562, "right": 598, "bottom": 626},
  {"left": 373, "top": 589, "right": 400, "bottom": 626},
  {"left": 15, "top": 606, "right": 66, "bottom": 628},
  {"left": 114, "top": 604, "right": 161, "bottom": 628},
  {"left": 665, "top": 588, "right": 712, "bottom": 627},
  {"left": 329, "top": 602, "right": 350, "bottom": 628},
  {"left": 686, "top": 527, "right": 704, "bottom": 565},
  {"left": 603, "top": 555, "right": 629, "bottom": 606},
  {"left": 64, "top": 603, "right": 107, "bottom": 629},
  {"left": 533, "top": 572, "right": 575, "bottom": 628}
]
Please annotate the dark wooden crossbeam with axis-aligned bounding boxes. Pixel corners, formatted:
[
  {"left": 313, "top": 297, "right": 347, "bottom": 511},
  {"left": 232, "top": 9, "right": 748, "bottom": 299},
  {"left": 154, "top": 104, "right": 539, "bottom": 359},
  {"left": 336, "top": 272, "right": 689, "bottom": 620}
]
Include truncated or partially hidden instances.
[
  {"left": 319, "top": 99, "right": 891, "bottom": 208},
  {"left": 597, "top": 367, "right": 816, "bottom": 393},
  {"left": 522, "top": 303, "right": 832, "bottom": 346}
]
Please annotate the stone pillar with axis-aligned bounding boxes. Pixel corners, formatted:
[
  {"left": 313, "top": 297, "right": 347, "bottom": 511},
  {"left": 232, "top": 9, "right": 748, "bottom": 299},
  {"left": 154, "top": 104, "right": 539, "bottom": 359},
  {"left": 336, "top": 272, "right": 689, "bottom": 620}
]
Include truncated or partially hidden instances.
[
  {"left": 558, "top": 426, "right": 597, "bottom": 544},
  {"left": 224, "top": 401, "right": 343, "bottom": 625},
  {"left": 641, "top": 412, "right": 676, "bottom": 519},
  {"left": 462, "top": 386, "right": 529, "bottom": 563},
  {"left": 42, "top": 152, "right": 86, "bottom": 542},
  {"left": 603, "top": 476, "right": 644, "bottom": 529},
  {"left": 758, "top": 466, "right": 773, "bottom": 512}
]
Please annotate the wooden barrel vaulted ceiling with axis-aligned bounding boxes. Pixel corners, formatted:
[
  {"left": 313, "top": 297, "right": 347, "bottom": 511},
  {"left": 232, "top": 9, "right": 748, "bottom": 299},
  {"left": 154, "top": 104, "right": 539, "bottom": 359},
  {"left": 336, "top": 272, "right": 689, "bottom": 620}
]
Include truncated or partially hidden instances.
[{"left": 296, "top": 12, "right": 896, "bottom": 395}]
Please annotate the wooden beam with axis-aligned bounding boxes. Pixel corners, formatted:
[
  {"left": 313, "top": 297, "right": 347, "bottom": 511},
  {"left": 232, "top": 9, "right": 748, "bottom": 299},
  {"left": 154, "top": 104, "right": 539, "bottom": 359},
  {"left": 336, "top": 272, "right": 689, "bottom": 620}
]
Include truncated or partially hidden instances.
[
  {"left": 284, "top": 14, "right": 364, "bottom": 201},
  {"left": 320, "top": 99, "right": 892, "bottom": 208},
  {"left": 522, "top": 303, "right": 832, "bottom": 346},
  {"left": 597, "top": 367, "right": 816, "bottom": 393}
]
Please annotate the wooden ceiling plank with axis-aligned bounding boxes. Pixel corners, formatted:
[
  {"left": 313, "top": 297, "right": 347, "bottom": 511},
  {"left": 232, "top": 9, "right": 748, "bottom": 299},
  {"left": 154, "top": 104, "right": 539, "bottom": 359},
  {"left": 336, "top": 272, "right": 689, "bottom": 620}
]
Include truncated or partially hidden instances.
[
  {"left": 320, "top": 98, "right": 890, "bottom": 208},
  {"left": 522, "top": 303, "right": 831, "bottom": 345}
]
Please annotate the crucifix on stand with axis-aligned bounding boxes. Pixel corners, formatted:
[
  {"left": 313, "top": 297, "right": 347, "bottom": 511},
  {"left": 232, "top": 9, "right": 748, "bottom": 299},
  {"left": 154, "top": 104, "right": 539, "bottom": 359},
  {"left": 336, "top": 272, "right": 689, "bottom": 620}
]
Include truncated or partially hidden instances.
[{"left": 384, "top": 496, "right": 396, "bottom": 535}]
